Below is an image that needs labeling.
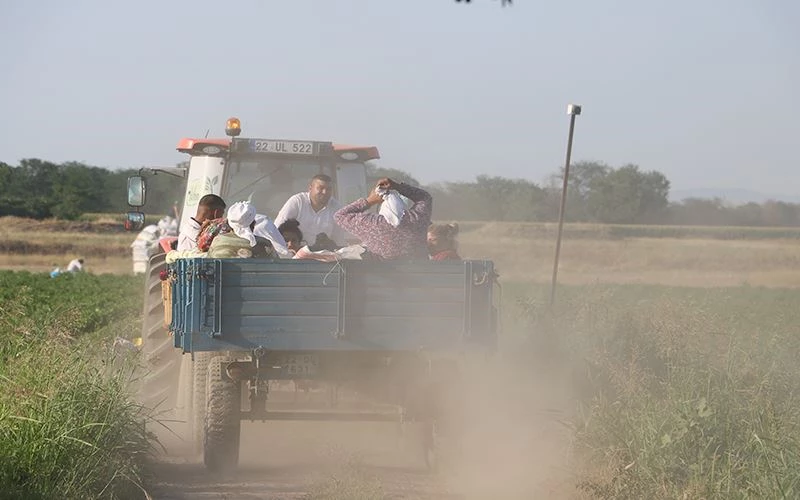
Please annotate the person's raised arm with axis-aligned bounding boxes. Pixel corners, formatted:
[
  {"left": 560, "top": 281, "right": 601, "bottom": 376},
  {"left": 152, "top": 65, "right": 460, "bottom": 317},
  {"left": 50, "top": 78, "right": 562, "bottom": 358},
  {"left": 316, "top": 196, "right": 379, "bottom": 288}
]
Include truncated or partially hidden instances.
[
  {"left": 392, "top": 181, "right": 432, "bottom": 221},
  {"left": 334, "top": 188, "right": 384, "bottom": 236}
]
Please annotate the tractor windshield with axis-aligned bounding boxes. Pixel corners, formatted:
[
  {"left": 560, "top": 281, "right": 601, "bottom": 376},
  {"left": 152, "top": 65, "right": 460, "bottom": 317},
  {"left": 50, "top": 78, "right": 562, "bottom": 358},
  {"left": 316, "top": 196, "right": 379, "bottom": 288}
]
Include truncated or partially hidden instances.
[{"left": 223, "top": 159, "right": 336, "bottom": 218}]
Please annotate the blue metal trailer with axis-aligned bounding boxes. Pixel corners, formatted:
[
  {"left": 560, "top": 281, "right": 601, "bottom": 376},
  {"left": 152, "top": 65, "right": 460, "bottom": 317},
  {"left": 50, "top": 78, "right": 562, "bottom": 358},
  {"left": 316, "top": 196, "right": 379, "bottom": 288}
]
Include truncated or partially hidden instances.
[{"left": 165, "top": 258, "right": 498, "bottom": 471}]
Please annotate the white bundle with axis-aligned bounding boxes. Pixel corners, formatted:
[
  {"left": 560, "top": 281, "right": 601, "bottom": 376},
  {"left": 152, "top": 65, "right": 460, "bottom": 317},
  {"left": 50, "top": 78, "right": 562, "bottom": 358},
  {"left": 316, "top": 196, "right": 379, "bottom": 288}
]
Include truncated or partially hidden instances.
[{"left": 376, "top": 187, "right": 406, "bottom": 227}]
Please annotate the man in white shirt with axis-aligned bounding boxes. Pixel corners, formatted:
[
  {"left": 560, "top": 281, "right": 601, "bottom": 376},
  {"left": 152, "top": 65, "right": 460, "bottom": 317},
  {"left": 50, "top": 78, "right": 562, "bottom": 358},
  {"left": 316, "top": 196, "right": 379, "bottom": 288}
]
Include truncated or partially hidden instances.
[
  {"left": 274, "top": 174, "right": 348, "bottom": 246},
  {"left": 177, "top": 194, "right": 226, "bottom": 251}
]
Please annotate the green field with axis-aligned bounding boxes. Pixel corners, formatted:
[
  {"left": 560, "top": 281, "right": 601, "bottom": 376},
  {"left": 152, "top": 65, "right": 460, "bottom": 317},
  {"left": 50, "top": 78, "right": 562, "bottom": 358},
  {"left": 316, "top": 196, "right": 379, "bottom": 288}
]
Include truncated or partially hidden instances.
[
  {"left": 0, "top": 271, "right": 150, "bottom": 499},
  {"left": 1, "top": 218, "right": 800, "bottom": 498}
]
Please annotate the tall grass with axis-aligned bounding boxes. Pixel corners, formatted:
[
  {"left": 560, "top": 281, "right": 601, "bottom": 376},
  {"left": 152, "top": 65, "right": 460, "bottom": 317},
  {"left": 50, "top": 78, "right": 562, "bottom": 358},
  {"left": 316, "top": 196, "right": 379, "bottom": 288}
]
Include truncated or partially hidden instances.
[
  {"left": 0, "top": 271, "right": 153, "bottom": 499},
  {"left": 514, "top": 284, "right": 800, "bottom": 499},
  {"left": 0, "top": 346, "right": 152, "bottom": 499}
]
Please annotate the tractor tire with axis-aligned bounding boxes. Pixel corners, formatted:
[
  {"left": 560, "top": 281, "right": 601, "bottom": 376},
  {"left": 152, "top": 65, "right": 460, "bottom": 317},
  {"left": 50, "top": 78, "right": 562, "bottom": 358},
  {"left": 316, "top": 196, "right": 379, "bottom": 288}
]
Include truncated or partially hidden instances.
[
  {"left": 204, "top": 356, "right": 241, "bottom": 472},
  {"left": 192, "top": 351, "right": 214, "bottom": 453},
  {"left": 139, "top": 253, "right": 184, "bottom": 416}
]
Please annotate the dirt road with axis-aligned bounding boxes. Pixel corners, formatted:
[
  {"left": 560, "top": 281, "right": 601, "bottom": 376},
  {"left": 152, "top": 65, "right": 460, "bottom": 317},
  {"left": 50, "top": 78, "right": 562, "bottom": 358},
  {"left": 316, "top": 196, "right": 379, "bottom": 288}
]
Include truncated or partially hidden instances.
[
  {"left": 145, "top": 364, "right": 576, "bottom": 500},
  {"left": 148, "top": 420, "right": 447, "bottom": 499}
]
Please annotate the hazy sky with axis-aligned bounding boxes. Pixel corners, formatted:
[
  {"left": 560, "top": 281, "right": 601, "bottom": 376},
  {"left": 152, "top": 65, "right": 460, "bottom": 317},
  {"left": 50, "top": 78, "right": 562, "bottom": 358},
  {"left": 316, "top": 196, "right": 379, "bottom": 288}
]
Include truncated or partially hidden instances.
[{"left": 1, "top": 1, "right": 798, "bottom": 193}]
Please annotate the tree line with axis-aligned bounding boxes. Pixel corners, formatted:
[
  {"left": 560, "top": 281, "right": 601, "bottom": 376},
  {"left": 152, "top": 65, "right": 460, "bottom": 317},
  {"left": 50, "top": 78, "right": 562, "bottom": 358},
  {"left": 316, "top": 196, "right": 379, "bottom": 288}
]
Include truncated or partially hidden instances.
[
  {"left": 1, "top": 158, "right": 799, "bottom": 228},
  {"left": 0, "top": 159, "right": 183, "bottom": 220}
]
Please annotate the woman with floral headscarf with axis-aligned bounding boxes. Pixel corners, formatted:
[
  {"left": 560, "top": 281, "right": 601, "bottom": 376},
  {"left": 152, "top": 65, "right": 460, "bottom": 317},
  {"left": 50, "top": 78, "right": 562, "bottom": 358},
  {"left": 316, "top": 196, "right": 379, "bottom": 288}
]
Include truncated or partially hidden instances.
[
  {"left": 334, "top": 178, "right": 431, "bottom": 260},
  {"left": 207, "top": 201, "right": 277, "bottom": 259}
]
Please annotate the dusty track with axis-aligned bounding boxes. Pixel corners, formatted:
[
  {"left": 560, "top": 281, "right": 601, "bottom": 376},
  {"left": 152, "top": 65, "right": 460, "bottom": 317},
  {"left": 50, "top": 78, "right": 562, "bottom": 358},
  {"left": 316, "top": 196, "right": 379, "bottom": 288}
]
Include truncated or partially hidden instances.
[
  {"left": 148, "top": 420, "right": 445, "bottom": 499},
  {"left": 145, "top": 362, "right": 576, "bottom": 500}
]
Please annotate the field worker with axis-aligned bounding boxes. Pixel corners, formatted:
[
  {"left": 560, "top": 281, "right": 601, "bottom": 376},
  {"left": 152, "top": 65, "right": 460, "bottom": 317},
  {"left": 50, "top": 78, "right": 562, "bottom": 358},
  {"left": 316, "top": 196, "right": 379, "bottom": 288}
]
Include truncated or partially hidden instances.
[
  {"left": 207, "top": 201, "right": 277, "bottom": 259},
  {"left": 428, "top": 223, "right": 461, "bottom": 261},
  {"left": 334, "top": 178, "right": 432, "bottom": 260},
  {"left": 66, "top": 258, "right": 85, "bottom": 272},
  {"left": 274, "top": 174, "right": 348, "bottom": 247},
  {"left": 50, "top": 263, "right": 62, "bottom": 279},
  {"left": 177, "top": 194, "right": 226, "bottom": 251}
]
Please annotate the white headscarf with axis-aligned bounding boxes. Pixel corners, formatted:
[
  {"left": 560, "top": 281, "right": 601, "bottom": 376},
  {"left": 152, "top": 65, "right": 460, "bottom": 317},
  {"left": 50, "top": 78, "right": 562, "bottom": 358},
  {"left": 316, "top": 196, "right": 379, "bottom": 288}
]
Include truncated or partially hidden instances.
[
  {"left": 226, "top": 201, "right": 257, "bottom": 247},
  {"left": 253, "top": 214, "right": 292, "bottom": 258},
  {"left": 376, "top": 187, "right": 406, "bottom": 228}
]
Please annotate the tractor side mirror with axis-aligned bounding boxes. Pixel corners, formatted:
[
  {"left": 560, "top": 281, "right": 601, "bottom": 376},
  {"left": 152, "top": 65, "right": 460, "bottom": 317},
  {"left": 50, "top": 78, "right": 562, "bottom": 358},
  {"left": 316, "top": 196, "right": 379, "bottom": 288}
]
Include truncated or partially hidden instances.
[
  {"left": 127, "top": 175, "right": 147, "bottom": 207},
  {"left": 125, "top": 211, "right": 145, "bottom": 231}
]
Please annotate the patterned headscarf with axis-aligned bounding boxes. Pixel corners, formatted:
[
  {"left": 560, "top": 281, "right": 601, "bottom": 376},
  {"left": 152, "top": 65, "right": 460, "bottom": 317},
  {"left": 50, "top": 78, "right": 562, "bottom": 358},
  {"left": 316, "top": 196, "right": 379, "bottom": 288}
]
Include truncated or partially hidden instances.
[{"left": 196, "top": 218, "right": 231, "bottom": 252}]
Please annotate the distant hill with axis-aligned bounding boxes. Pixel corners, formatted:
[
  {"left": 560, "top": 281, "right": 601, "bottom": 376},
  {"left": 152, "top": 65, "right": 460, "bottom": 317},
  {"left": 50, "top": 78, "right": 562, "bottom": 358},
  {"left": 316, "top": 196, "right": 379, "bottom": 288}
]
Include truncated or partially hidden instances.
[{"left": 670, "top": 188, "right": 800, "bottom": 205}]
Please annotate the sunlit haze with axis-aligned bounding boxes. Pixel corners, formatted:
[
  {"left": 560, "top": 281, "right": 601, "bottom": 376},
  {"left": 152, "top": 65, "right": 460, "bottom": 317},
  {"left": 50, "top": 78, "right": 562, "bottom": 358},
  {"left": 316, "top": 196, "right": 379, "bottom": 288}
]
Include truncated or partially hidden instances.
[{"left": 1, "top": 0, "right": 797, "bottom": 195}]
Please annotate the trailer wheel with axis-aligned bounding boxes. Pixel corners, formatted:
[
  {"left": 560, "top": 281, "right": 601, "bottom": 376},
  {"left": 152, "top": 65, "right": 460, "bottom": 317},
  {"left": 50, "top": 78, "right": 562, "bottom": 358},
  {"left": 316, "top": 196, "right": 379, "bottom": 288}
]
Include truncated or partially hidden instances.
[
  {"left": 139, "top": 253, "right": 183, "bottom": 414},
  {"left": 204, "top": 357, "right": 241, "bottom": 472},
  {"left": 192, "top": 352, "right": 214, "bottom": 454},
  {"left": 423, "top": 420, "right": 440, "bottom": 471},
  {"left": 422, "top": 359, "right": 464, "bottom": 473}
]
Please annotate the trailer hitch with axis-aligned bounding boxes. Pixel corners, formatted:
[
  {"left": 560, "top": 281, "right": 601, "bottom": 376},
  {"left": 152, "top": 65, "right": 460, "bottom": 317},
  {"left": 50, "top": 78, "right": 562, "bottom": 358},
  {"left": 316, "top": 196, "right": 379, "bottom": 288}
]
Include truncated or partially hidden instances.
[{"left": 248, "top": 347, "right": 269, "bottom": 419}]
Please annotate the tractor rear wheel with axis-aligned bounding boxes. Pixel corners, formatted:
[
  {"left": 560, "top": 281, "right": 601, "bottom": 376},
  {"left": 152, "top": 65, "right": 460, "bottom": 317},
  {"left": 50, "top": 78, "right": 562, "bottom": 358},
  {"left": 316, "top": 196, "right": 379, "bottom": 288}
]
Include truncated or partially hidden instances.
[
  {"left": 204, "top": 357, "right": 241, "bottom": 472},
  {"left": 139, "top": 253, "right": 184, "bottom": 416}
]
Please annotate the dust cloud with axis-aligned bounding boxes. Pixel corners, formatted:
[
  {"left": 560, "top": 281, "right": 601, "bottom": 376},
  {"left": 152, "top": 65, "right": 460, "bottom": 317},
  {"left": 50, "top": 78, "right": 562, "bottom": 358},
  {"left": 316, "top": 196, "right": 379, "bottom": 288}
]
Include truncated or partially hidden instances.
[
  {"left": 438, "top": 357, "right": 577, "bottom": 499},
  {"left": 145, "top": 232, "right": 579, "bottom": 498},
  {"left": 145, "top": 350, "right": 578, "bottom": 499}
]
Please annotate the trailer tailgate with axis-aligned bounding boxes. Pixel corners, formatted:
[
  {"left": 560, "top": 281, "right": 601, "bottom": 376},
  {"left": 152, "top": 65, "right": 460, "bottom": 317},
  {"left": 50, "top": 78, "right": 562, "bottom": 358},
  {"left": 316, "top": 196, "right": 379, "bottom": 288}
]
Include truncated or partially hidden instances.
[{"left": 169, "top": 258, "right": 496, "bottom": 353}]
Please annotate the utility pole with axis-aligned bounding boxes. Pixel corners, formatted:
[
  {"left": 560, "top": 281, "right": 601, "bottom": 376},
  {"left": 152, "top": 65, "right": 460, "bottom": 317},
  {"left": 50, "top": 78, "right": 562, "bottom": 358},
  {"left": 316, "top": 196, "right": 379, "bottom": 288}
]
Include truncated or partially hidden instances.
[{"left": 550, "top": 104, "right": 582, "bottom": 307}]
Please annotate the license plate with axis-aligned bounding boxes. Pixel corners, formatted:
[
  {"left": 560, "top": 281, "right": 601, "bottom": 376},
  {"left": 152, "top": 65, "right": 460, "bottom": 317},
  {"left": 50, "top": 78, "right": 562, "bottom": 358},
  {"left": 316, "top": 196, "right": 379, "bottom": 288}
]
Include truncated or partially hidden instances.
[
  {"left": 252, "top": 140, "right": 314, "bottom": 155},
  {"left": 280, "top": 354, "right": 319, "bottom": 376}
]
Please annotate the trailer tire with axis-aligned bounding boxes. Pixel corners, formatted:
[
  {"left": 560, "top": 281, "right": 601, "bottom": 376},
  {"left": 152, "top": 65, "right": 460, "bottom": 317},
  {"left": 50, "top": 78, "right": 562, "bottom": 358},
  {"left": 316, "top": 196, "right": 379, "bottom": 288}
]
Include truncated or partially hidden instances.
[
  {"left": 422, "top": 359, "right": 464, "bottom": 473},
  {"left": 204, "top": 357, "right": 241, "bottom": 472},
  {"left": 139, "top": 253, "right": 183, "bottom": 415}
]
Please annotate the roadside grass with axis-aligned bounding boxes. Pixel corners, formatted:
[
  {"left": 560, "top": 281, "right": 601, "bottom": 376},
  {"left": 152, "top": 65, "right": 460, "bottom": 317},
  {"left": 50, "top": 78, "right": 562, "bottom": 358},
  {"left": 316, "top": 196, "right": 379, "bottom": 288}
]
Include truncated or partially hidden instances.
[
  {"left": 510, "top": 282, "right": 800, "bottom": 499},
  {"left": 0, "top": 271, "right": 153, "bottom": 499}
]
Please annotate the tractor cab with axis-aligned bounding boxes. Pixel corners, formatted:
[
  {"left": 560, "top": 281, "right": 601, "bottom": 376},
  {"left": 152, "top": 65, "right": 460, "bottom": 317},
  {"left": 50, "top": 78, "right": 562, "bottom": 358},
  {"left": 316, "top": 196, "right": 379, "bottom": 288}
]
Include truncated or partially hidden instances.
[{"left": 125, "top": 118, "right": 380, "bottom": 250}]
